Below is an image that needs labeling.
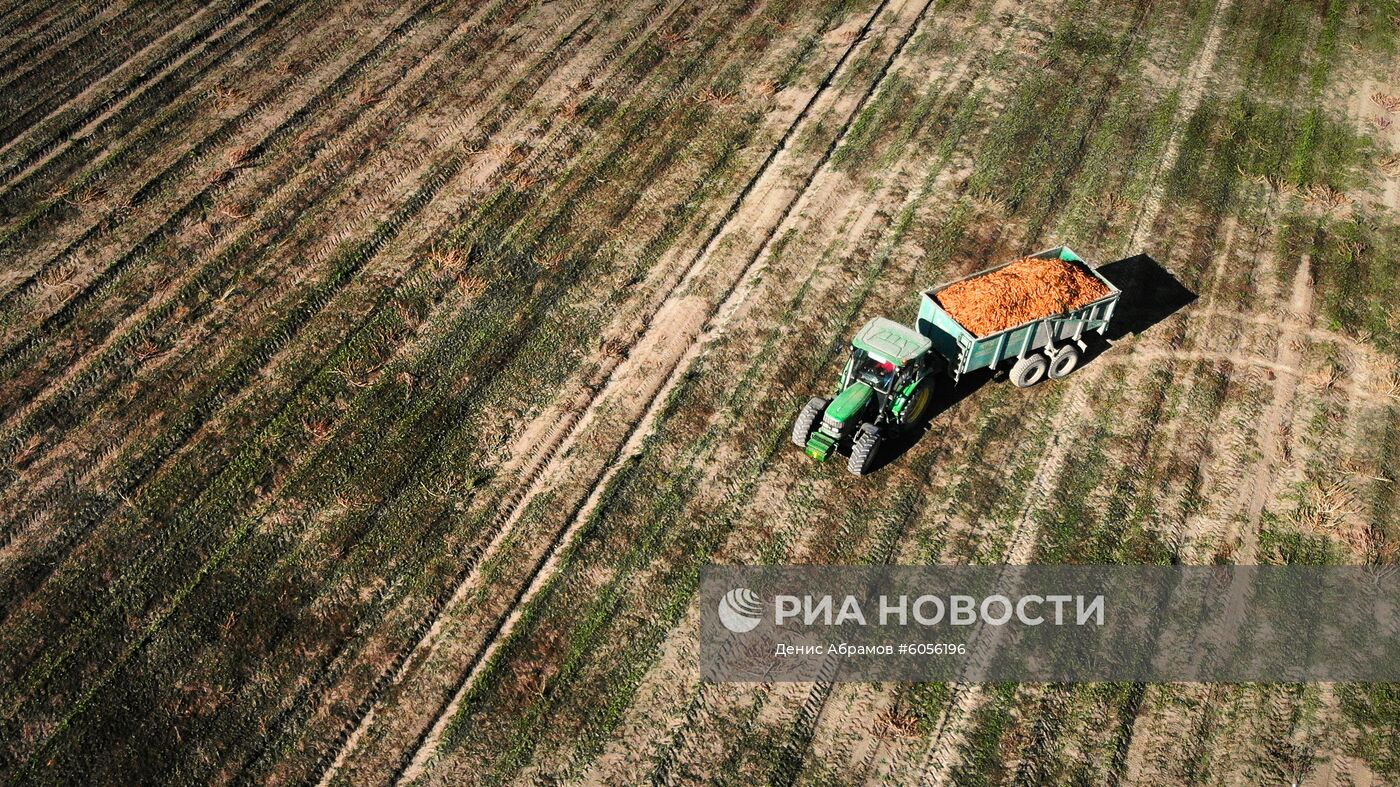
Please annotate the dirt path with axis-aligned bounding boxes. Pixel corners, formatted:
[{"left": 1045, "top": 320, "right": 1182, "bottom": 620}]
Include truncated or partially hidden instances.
[
  {"left": 1236, "top": 255, "right": 1313, "bottom": 557},
  {"left": 1122, "top": 0, "right": 1231, "bottom": 254}
]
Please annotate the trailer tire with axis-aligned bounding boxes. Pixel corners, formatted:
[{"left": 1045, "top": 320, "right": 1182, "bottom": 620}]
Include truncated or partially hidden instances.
[
  {"left": 791, "top": 397, "right": 829, "bottom": 448},
  {"left": 848, "top": 424, "right": 881, "bottom": 476},
  {"left": 1048, "top": 345, "right": 1080, "bottom": 379},
  {"left": 1010, "top": 353, "right": 1048, "bottom": 388}
]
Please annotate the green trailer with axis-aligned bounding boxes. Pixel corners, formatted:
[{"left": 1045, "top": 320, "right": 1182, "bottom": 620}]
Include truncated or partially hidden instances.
[
  {"left": 918, "top": 245, "right": 1120, "bottom": 387},
  {"left": 793, "top": 246, "right": 1120, "bottom": 475}
]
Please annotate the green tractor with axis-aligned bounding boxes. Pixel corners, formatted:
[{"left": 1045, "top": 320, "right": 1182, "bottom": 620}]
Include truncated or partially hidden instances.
[
  {"left": 791, "top": 317, "right": 938, "bottom": 476},
  {"left": 791, "top": 247, "right": 1124, "bottom": 477}
]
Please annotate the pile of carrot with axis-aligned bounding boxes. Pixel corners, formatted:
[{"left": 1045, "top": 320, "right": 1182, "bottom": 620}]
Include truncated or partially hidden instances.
[{"left": 936, "top": 256, "right": 1110, "bottom": 337}]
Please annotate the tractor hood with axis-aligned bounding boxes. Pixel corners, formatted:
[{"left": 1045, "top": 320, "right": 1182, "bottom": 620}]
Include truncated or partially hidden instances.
[{"left": 823, "top": 381, "right": 874, "bottom": 426}]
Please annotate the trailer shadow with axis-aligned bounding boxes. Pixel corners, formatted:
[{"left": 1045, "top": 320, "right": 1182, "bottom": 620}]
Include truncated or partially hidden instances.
[
  {"left": 871, "top": 256, "right": 1194, "bottom": 474},
  {"left": 1096, "top": 253, "right": 1197, "bottom": 340}
]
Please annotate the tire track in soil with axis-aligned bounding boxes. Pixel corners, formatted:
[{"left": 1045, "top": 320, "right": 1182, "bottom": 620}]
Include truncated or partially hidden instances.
[
  {"left": 391, "top": 6, "right": 932, "bottom": 780},
  {"left": 0, "top": 0, "right": 700, "bottom": 691},
  {"left": 647, "top": 210, "right": 1022, "bottom": 783},
  {"left": 1019, "top": 32, "right": 1340, "bottom": 787},
  {"left": 0, "top": 0, "right": 454, "bottom": 398},
  {"left": 1113, "top": 202, "right": 1327, "bottom": 785},
  {"left": 260, "top": 1, "right": 757, "bottom": 776},
  {"left": 0, "top": 9, "right": 613, "bottom": 769},
  {"left": 581, "top": 0, "right": 1082, "bottom": 772},
  {"left": 0, "top": 0, "right": 127, "bottom": 95},
  {"left": 39, "top": 7, "right": 671, "bottom": 777},
  {"left": 0, "top": 0, "right": 68, "bottom": 42},
  {"left": 166, "top": 9, "right": 697, "bottom": 782},
  {"left": 0, "top": 0, "right": 536, "bottom": 597},
  {"left": 0, "top": 0, "right": 479, "bottom": 373},
  {"left": 913, "top": 0, "right": 1232, "bottom": 781},
  {"left": 0, "top": 0, "right": 609, "bottom": 703},
  {"left": 572, "top": 196, "right": 898, "bottom": 782},
  {"left": 756, "top": 5, "right": 1094, "bottom": 780},
  {"left": 208, "top": 6, "right": 739, "bottom": 778},
  {"left": 1108, "top": 10, "right": 1359, "bottom": 769},
  {"left": 1126, "top": 256, "right": 1320, "bottom": 785},
  {"left": 0, "top": 0, "right": 602, "bottom": 733},
  {"left": 1236, "top": 254, "right": 1313, "bottom": 559},
  {"left": 1121, "top": 0, "right": 1230, "bottom": 255},
  {"left": 103, "top": 0, "right": 750, "bottom": 772},
  {"left": 314, "top": 0, "right": 937, "bottom": 781},
  {"left": 610, "top": 159, "right": 928, "bottom": 786},
  {"left": 0, "top": 0, "right": 269, "bottom": 189},
  {"left": 0, "top": 0, "right": 195, "bottom": 144},
  {"left": 486, "top": 165, "right": 909, "bottom": 784},
  {"left": 0, "top": 0, "right": 331, "bottom": 281},
  {"left": 0, "top": 0, "right": 526, "bottom": 513}
]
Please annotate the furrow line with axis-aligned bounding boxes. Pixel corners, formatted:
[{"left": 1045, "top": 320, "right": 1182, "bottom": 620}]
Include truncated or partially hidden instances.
[
  {"left": 0, "top": 0, "right": 274, "bottom": 192},
  {"left": 0, "top": 0, "right": 580, "bottom": 626},
  {"left": 0, "top": 0, "right": 514, "bottom": 481},
  {"left": 0, "top": 0, "right": 320, "bottom": 257},
  {"left": 0, "top": 0, "right": 64, "bottom": 40},
  {"left": 304, "top": 2, "right": 777, "bottom": 780},
  {"left": 0, "top": 0, "right": 463, "bottom": 353},
  {"left": 1, "top": 0, "right": 689, "bottom": 772},
  {"left": 0, "top": 0, "right": 123, "bottom": 88},
  {"left": 0, "top": 0, "right": 189, "bottom": 140},
  {"left": 213, "top": 6, "right": 710, "bottom": 781}
]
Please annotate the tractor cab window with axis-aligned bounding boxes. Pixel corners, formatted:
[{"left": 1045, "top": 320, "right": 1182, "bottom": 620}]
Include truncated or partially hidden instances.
[
  {"left": 893, "top": 363, "right": 919, "bottom": 390},
  {"left": 849, "top": 349, "right": 898, "bottom": 393}
]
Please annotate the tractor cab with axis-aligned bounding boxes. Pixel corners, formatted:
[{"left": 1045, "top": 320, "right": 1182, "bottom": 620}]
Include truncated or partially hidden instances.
[
  {"left": 792, "top": 317, "right": 937, "bottom": 476},
  {"left": 843, "top": 317, "right": 934, "bottom": 394}
]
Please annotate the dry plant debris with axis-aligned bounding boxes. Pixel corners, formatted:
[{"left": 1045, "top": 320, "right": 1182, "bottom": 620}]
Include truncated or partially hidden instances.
[{"left": 936, "top": 256, "right": 1111, "bottom": 336}]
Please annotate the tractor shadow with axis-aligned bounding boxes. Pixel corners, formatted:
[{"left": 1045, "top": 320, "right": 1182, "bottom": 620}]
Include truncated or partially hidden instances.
[
  {"left": 870, "top": 255, "right": 1195, "bottom": 474},
  {"left": 868, "top": 367, "right": 996, "bottom": 474}
]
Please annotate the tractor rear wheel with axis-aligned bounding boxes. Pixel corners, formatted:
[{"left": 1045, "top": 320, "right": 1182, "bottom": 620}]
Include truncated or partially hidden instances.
[
  {"left": 848, "top": 424, "right": 881, "bottom": 476},
  {"left": 791, "top": 397, "right": 829, "bottom": 448},
  {"left": 1010, "top": 353, "right": 1048, "bottom": 388},
  {"left": 1048, "top": 345, "right": 1080, "bottom": 379},
  {"left": 897, "top": 379, "right": 933, "bottom": 429}
]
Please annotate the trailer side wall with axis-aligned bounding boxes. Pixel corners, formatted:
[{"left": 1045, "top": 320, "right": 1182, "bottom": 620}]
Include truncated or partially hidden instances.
[{"left": 915, "top": 246, "right": 1121, "bottom": 378}]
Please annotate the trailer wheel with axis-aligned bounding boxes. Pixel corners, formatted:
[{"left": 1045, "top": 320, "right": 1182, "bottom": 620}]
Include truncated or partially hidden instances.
[
  {"left": 1010, "top": 353, "right": 1048, "bottom": 388},
  {"left": 848, "top": 425, "right": 881, "bottom": 476},
  {"left": 1048, "top": 345, "right": 1080, "bottom": 379},
  {"left": 791, "top": 397, "right": 829, "bottom": 448}
]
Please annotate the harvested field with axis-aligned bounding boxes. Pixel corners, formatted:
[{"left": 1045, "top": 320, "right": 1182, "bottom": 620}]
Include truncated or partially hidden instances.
[
  {"left": 935, "top": 255, "right": 1111, "bottom": 336},
  {"left": 1, "top": 0, "right": 1399, "bottom": 784}
]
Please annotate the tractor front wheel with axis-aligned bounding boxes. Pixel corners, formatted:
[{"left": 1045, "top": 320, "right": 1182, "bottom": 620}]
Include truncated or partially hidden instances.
[
  {"left": 791, "top": 397, "right": 829, "bottom": 448},
  {"left": 848, "top": 424, "right": 882, "bottom": 476},
  {"left": 1010, "top": 353, "right": 1048, "bottom": 388}
]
